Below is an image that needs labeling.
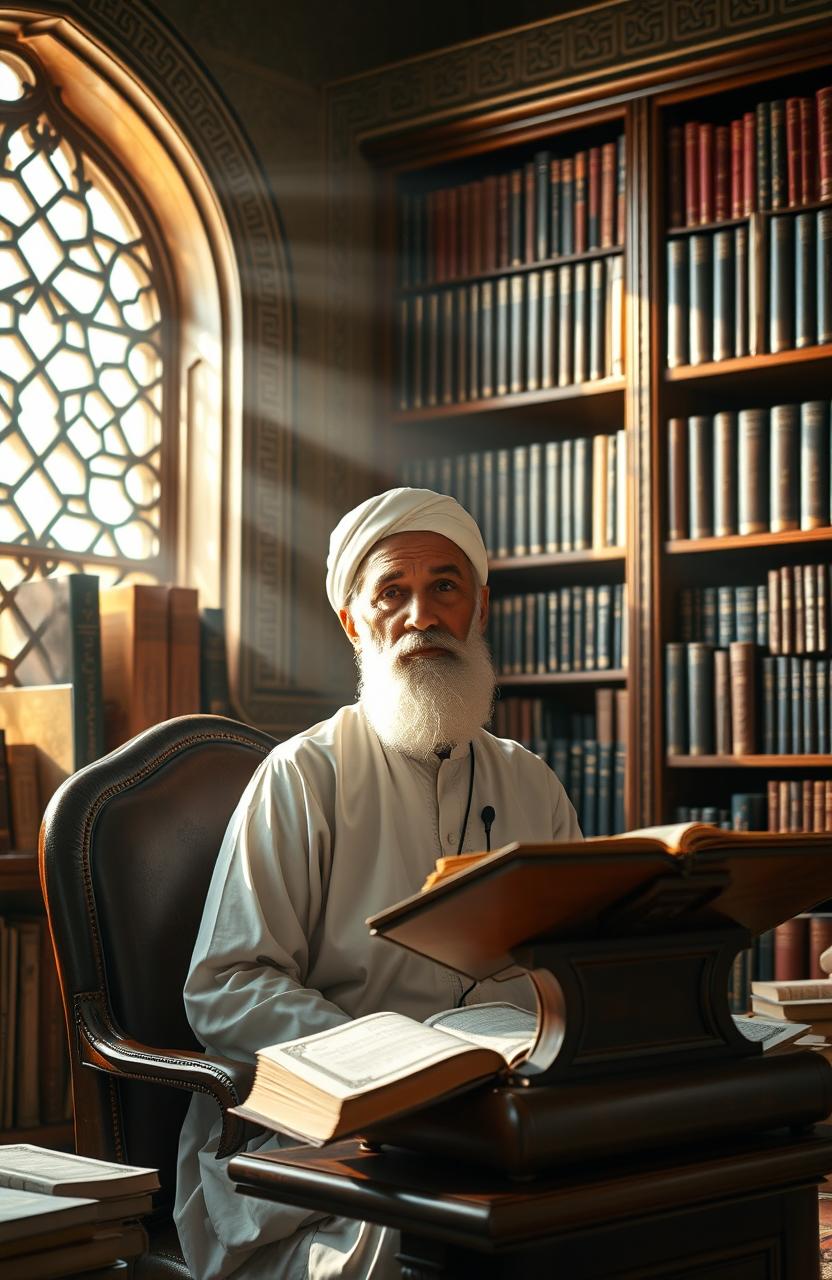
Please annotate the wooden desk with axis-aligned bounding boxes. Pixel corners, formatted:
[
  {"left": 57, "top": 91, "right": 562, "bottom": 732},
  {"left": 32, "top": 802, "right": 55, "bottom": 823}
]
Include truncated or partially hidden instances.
[{"left": 230, "top": 1128, "right": 832, "bottom": 1279}]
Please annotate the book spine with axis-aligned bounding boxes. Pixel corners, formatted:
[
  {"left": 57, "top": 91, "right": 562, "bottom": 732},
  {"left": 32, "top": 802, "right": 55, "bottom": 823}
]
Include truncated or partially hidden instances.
[
  {"left": 509, "top": 169, "right": 523, "bottom": 266},
  {"left": 574, "top": 150, "right": 587, "bottom": 253},
  {"left": 540, "top": 268, "right": 556, "bottom": 390},
  {"left": 734, "top": 223, "right": 748, "bottom": 358},
  {"left": 589, "top": 257, "right": 606, "bottom": 380},
  {"left": 769, "top": 404, "right": 799, "bottom": 532},
  {"left": 712, "top": 228, "right": 734, "bottom": 362},
  {"left": 587, "top": 145, "right": 601, "bottom": 250},
  {"left": 601, "top": 141, "right": 615, "bottom": 248},
  {"left": 698, "top": 122, "right": 714, "bottom": 224},
  {"left": 609, "top": 254, "right": 624, "bottom": 378},
  {"left": 819, "top": 86, "right": 832, "bottom": 202},
  {"left": 559, "top": 438, "right": 573, "bottom": 552},
  {"left": 684, "top": 122, "right": 699, "bottom": 226},
  {"left": 528, "top": 442, "right": 543, "bottom": 557},
  {"left": 800, "top": 401, "right": 830, "bottom": 531},
  {"left": 573, "top": 261, "right": 589, "bottom": 384},
  {"left": 572, "top": 437, "right": 592, "bottom": 552},
  {"left": 455, "top": 287, "right": 468, "bottom": 403},
  {"left": 770, "top": 99, "right": 787, "bottom": 210},
  {"left": 534, "top": 150, "right": 551, "bottom": 261},
  {"left": 786, "top": 98, "right": 801, "bottom": 208},
  {"left": 509, "top": 273, "right": 524, "bottom": 394},
  {"left": 667, "top": 417, "right": 688, "bottom": 539},
  {"left": 795, "top": 212, "right": 817, "bottom": 349},
  {"left": 524, "top": 161, "right": 536, "bottom": 264},
  {"left": 665, "top": 642, "right": 687, "bottom": 755},
  {"left": 666, "top": 238, "right": 689, "bottom": 367},
  {"left": 592, "top": 433, "right": 608, "bottom": 549},
  {"left": 495, "top": 276, "right": 509, "bottom": 396},
  {"left": 715, "top": 124, "right": 730, "bottom": 222},
  {"left": 687, "top": 642, "right": 714, "bottom": 755},
  {"left": 495, "top": 448, "right": 511, "bottom": 560},
  {"left": 544, "top": 441, "right": 560, "bottom": 554},
  {"left": 481, "top": 451, "right": 495, "bottom": 557},
  {"left": 7, "top": 744, "right": 40, "bottom": 851},
  {"left": 480, "top": 280, "right": 494, "bottom": 398},
  {"left": 688, "top": 414, "right": 713, "bottom": 539},
  {"left": 742, "top": 111, "right": 756, "bottom": 215},
  {"left": 762, "top": 655, "right": 776, "bottom": 753},
  {"left": 730, "top": 118, "right": 743, "bottom": 219},
  {"left": 756, "top": 100, "right": 771, "bottom": 211},
  {"left": 689, "top": 232, "right": 712, "bottom": 365},
  {"left": 729, "top": 641, "right": 757, "bottom": 755},
  {"left": 713, "top": 411, "right": 737, "bottom": 537},
  {"left": 512, "top": 445, "right": 529, "bottom": 558},
  {"left": 668, "top": 125, "right": 683, "bottom": 226},
  {"left": 557, "top": 264, "right": 574, "bottom": 387},
  {"left": 561, "top": 158, "right": 574, "bottom": 254},
  {"left": 820, "top": 208, "right": 832, "bottom": 345},
  {"left": 426, "top": 291, "right": 439, "bottom": 406},
  {"left": 769, "top": 215, "right": 795, "bottom": 354},
  {"left": 737, "top": 408, "right": 769, "bottom": 535}
]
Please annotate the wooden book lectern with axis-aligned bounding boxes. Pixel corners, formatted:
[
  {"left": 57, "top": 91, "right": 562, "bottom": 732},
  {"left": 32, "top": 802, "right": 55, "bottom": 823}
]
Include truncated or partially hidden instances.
[{"left": 365, "top": 828, "right": 832, "bottom": 1176}]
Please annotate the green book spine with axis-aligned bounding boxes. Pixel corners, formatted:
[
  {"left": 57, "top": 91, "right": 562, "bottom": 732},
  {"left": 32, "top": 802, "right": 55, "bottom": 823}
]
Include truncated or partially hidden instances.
[
  {"left": 584, "top": 585, "right": 596, "bottom": 671},
  {"left": 480, "top": 280, "right": 494, "bottom": 398},
  {"left": 769, "top": 403, "right": 799, "bottom": 532},
  {"left": 546, "top": 591, "right": 559, "bottom": 671},
  {"left": 540, "top": 267, "right": 556, "bottom": 389},
  {"left": 572, "top": 261, "right": 589, "bottom": 383},
  {"left": 713, "top": 410, "right": 737, "bottom": 537},
  {"left": 528, "top": 442, "right": 543, "bottom": 556},
  {"left": 557, "top": 263, "right": 574, "bottom": 386},
  {"left": 735, "top": 586, "right": 756, "bottom": 644},
  {"left": 495, "top": 447, "right": 511, "bottom": 559},
  {"left": 455, "top": 287, "right": 468, "bottom": 403},
  {"left": 666, "top": 237, "right": 689, "bottom": 367},
  {"left": 534, "top": 150, "right": 551, "bottom": 260},
  {"left": 775, "top": 655, "right": 790, "bottom": 753},
  {"left": 687, "top": 642, "right": 714, "bottom": 755},
  {"left": 426, "top": 291, "right": 440, "bottom": 407},
  {"left": 495, "top": 276, "right": 510, "bottom": 396},
  {"left": 512, "top": 445, "right": 529, "bottom": 557},
  {"left": 818, "top": 208, "right": 832, "bottom": 344},
  {"left": 717, "top": 586, "right": 736, "bottom": 648},
  {"left": 795, "top": 212, "right": 817, "bottom": 349},
  {"left": 588, "top": 257, "right": 606, "bottom": 379},
  {"left": 559, "top": 437, "right": 573, "bottom": 552},
  {"left": 769, "top": 215, "right": 795, "bottom": 353},
  {"left": 803, "top": 657, "right": 817, "bottom": 754},
  {"left": 572, "top": 437, "right": 592, "bottom": 551},
  {"left": 509, "top": 273, "right": 525, "bottom": 394},
  {"left": 689, "top": 232, "right": 713, "bottom": 365},
  {"left": 523, "top": 593, "right": 536, "bottom": 675},
  {"left": 762, "top": 655, "right": 775, "bottom": 754},
  {"left": 561, "top": 158, "right": 574, "bottom": 254},
  {"left": 441, "top": 289, "right": 454, "bottom": 405},
  {"left": 535, "top": 592, "right": 547, "bottom": 675},
  {"left": 526, "top": 270, "right": 541, "bottom": 392},
  {"left": 688, "top": 414, "right": 713, "bottom": 539},
  {"left": 559, "top": 585, "right": 572, "bottom": 672},
  {"left": 712, "top": 228, "right": 734, "bottom": 362},
  {"left": 571, "top": 586, "right": 585, "bottom": 671},
  {"left": 737, "top": 408, "right": 770, "bottom": 534},
  {"left": 665, "top": 642, "right": 687, "bottom": 755},
  {"left": 411, "top": 294, "right": 424, "bottom": 409},
  {"left": 512, "top": 595, "right": 524, "bottom": 676},
  {"left": 467, "top": 283, "right": 480, "bottom": 400},
  {"left": 790, "top": 655, "right": 803, "bottom": 754},
  {"left": 481, "top": 450, "right": 495, "bottom": 557},
  {"left": 544, "top": 441, "right": 560, "bottom": 553},
  {"left": 596, "top": 584, "right": 612, "bottom": 671}
]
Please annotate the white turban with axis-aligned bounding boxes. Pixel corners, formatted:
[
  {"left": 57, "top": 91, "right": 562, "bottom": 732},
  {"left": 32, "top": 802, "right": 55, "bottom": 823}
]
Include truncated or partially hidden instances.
[{"left": 326, "top": 487, "right": 488, "bottom": 613}]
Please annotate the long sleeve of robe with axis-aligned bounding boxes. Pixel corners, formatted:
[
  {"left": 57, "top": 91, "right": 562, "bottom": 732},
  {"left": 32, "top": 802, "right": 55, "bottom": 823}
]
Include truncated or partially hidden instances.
[{"left": 175, "top": 703, "right": 581, "bottom": 1280}]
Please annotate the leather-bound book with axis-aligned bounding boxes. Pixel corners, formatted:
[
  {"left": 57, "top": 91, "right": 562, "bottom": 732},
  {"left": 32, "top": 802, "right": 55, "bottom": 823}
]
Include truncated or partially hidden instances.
[
  {"left": 456, "top": 287, "right": 469, "bottom": 403},
  {"left": 794, "top": 565, "right": 805, "bottom": 655},
  {"left": 589, "top": 257, "right": 606, "bottom": 380},
  {"left": 411, "top": 294, "right": 424, "bottom": 410},
  {"left": 667, "top": 124, "right": 683, "bottom": 226},
  {"left": 716, "top": 586, "right": 735, "bottom": 648},
  {"left": 774, "top": 916, "right": 808, "bottom": 982},
  {"left": 557, "top": 263, "right": 574, "bottom": 386},
  {"left": 496, "top": 173, "right": 510, "bottom": 269},
  {"left": 748, "top": 212, "right": 768, "bottom": 356},
  {"left": 810, "top": 915, "right": 832, "bottom": 976},
  {"left": 686, "top": 642, "right": 714, "bottom": 755},
  {"left": 509, "top": 274, "right": 524, "bottom": 394},
  {"left": 540, "top": 268, "right": 556, "bottom": 389},
  {"left": 446, "top": 186, "right": 459, "bottom": 280},
  {"left": 712, "top": 228, "right": 734, "bottom": 362},
  {"left": 714, "top": 124, "right": 729, "bottom": 222},
  {"left": 756, "top": 100, "right": 771, "bottom": 211},
  {"left": 561, "top": 157, "right": 574, "bottom": 253},
  {"left": 742, "top": 110, "right": 756, "bottom": 215},
  {"left": 559, "top": 437, "right": 573, "bottom": 551},
  {"left": 482, "top": 175, "right": 498, "bottom": 271},
  {"left": 769, "top": 99, "right": 786, "bottom": 210},
  {"left": 584, "top": 584, "right": 597, "bottom": 671},
  {"left": 819, "top": 207, "right": 832, "bottom": 345},
  {"left": 592, "top": 433, "right": 609, "bottom": 549},
  {"left": 683, "top": 121, "right": 699, "bottom": 226},
  {"left": 479, "top": 280, "right": 494, "bottom": 398},
  {"left": 714, "top": 648, "right": 732, "bottom": 755},
  {"left": 609, "top": 254, "right": 624, "bottom": 377},
  {"left": 688, "top": 414, "right": 713, "bottom": 539},
  {"left": 595, "top": 687, "right": 614, "bottom": 836},
  {"left": 544, "top": 441, "right": 560, "bottom": 553},
  {"left": 769, "top": 403, "right": 799, "bottom": 532},
  {"left": 441, "top": 289, "right": 454, "bottom": 405},
  {"left": 818, "top": 657, "right": 829, "bottom": 755},
  {"left": 558, "top": 585, "right": 572, "bottom": 671},
  {"left": 774, "top": 656, "right": 790, "bottom": 752},
  {"left": 802, "top": 657, "right": 817, "bottom": 753},
  {"left": 804, "top": 564, "right": 818, "bottom": 654},
  {"left": 766, "top": 778, "right": 779, "bottom": 831},
  {"left": 818, "top": 564, "right": 828, "bottom": 653},
  {"left": 587, "top": 145, "right": 601, "bottom": 249},
  {"left": 526, "top": 270, "right": 541, "bottom": 392},
  {"left": 737, "top": 408, "right": 769, "bottom": 534},
  {"left": 572, "top": 437, "right": 592, "bottom": 551},
  {"left": 768, "top": 215, "right": 795, "bottom": 353},
  {"left": 511, "top": 444, "right": 529, "bottom": 557},
  {"left": 596, "top": 584, "right": 612, "bottom": 670},
  {"left": 615, "top": 133, "right": 626, "bottom": 246},
  {"left": 756, "top": 583, "right": 768, "bottom": 648},
  {"left": 613, "top": 687, "right": 629, "bottom": 832},
  {"left": 818, "top": 86, "right": 832, "bottom": 201},
  {"left": 795, "top": 212, "right": 817, "bottom": 349},
  {"left": 512, "top": 595, "right": 524, "bottom": 675},
  {"left": 425, "top": 291, "right": 440, "bottom": 407},
  {"left": 523, "top": 593, "right": 536, "bottom": 674},
  {"left": 761, "top": 655, "right": 776, "bottom": 753},
  {"left": 729, "top": 641, "right": 757, "bottom": 755},
  {"left": 524, "top": 161, "right": 536, "bottom": 264},
  {"left": 799, "top": 97, "right": 815, "bottom": 204},
  {"left": 495, "top": 448, "right": 511, "bottom": 559},
  {"left": 688, "top": 232, "right": 713, "bottom": 365},
  {"left": 790, "top": 655, "right": 803, "bottom": 754},
  {"left": 527, "top": 442, "right": 543, "bottom": 557},
  {"left": 535, "top": 592, "right": 547, "bottom": 674},
  {"left": 481, "top": 450, "right": 495, "bottom": 556},
  {"left": 546, "top": 591, "right": 559, "bottom": 671},
  {"left": 549, "top": 157, "right": 561, "bottom": 257},
  {"left": 494, "top": 276, "right": 510, "bottom": 396},
  {"left": 698, "top": 121, "right": 714, "bottom": 224},
  {"left": 785, "top": 98, "right": 802, "bottom": 208},
  {"left": 713, "top": 410, "right": 737, "bottom": 536},
  {"left": 606, "top": 433, "right": 618, "bottom": 547},
  {"left": 780, "top": 566, "right": 793, "bottom": 656},
  {"left": 534, "top": 151, "right": 550, "bottom": 261},
  {"left": 573, "top": 261, "right": 589, "bottom": 383},
  {"left": 509, "top": 169, "right": 523, "bottom": 266},
  {"left": 573, "top": 150, "right": 587, "bottom": 253},
  {"left": 600, "top": 141, "right": 615, "bottom": 247},
  {"left": 666, "top": 237, "right": 689, "bottom": 366},
  {"left": 466, "top": 452, "right": 482, "bottom": 531},
  {"left": 734, "top": 223, "right": 749, "bottom": 357},
  {"left": 667, "top": 417, "right": 688, "bottom": 539},
  {"left": 730, "top": 117, "right": 743, "bottom": 219},
  {"left": 800, "top": 400, "right": 829, "bottom": 530},
  {"left": 701, "top": 586, "right": 718, "bottom": 646}
]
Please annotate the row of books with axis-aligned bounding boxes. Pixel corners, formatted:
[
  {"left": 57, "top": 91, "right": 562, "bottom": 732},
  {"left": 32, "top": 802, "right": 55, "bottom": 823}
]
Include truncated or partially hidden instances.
[
  {"left": 493, "top": 690, "right": 628, "bottom": 836},
  {"left": 489, "top": 585, "right": 627, "bottom": 676},
  {"left": 674, "top": 781, "right": 832, "bottom": 833},
  {"left": 397, "top": 256, "right": 624, "bottom": 410},
  {"left": 666, "top": 210, "right": 832, "bottom": 367},
  {"left": 0, "top": 574, "right": 231, "bottom": 851},
  {"left": 398, "top": 135, "right": 626, "bottom": 289},
  {"left": 666, "top": 641, "right": 832, "bottom": 755},
  {"left": 679, "top": 566, "right": 832, "bottom": 655},
  {"left": 401, "top": 432, "right": 627, "bottom": 559},
  {"left": 0, "top": 915, "right": 68, "bottom": 1131},
  {"left": 667, "top": 402, "right": 832, "bottom": 540},
  {"left": 667, "top": 87, "right": 832, "bottom": 226}
]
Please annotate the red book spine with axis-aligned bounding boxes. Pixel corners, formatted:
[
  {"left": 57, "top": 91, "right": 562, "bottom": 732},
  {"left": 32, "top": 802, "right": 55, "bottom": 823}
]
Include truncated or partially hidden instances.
[
  {"left": 714, "top": 124, "right": 729, "bottom": 222},
  {"left": 810, "top": 916, "right": 832, "bottom": 978},
  {"left": 587, "top": 145, "right": 601, "bottom": 250},
  {"left": 482, "top": 176, "right": 498, "bottom": 272},
  {"left": 600, "top": 141, "right": 615, "bottom": 247},
  {"left": 730, "top": 118, "right": 743, "bottom": 218},
  {"left": 524, "top": 161, "right": 535, "bottom": 263},
  {"left": 446, "top": 186, "right": 459, "bottom": 280},
  {"left": 766, "top": 778, "right": 779, "bottom": 831},
  {"left": 458, "top": 185, "right": 470, "bottom": 278},
  {"left": 574, "top": 150, "right": 587, "bottom": 253},
  {"left": 698, "top": 122, "right": 714, "bottom": 224},
  {"left": 799, "top": 98, "right": 815, "bottom": 205},
  {"left": 818, "top": 86, "right": 832, "bottom": 201},
  {"left": 468, "top": 181, "right": 482, "bottom": 276},
  {"left": 774, "top": 916, "right": 808, "bottom": 980},
  {"left": 684, "top": 121, "right": 699, "bottom": 226},
  {"left": 742, "top": 111, "right": 756, "bottom": 215},
  {"left": 615, "top": 134, "right": 626, "bottom": 246},
  {"left": 497, "top": 173, "right": 510, "bottom": 269},
  {"left": 667, "top": 125, "right": 683, "bottom": 227},
  {"left": 786, "top": 98, "right": 801, "bottom": 209},
  {"left": 433, "top": 189, "right": 446, "bottom": 283}
]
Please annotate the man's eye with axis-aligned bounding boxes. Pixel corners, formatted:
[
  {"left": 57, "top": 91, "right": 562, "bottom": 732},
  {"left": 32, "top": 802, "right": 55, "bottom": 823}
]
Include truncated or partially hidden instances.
[
  {"left": 435, "top": 580, "right": 456, "bottom": 592},
  {"left": 379, "top": 586, "right": 402, "bottom": 600}
]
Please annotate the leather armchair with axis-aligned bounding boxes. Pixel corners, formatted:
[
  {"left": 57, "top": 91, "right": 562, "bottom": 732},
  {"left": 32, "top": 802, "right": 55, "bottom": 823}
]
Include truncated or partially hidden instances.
[{"left": 39, "top": 713, "right": 277, "bottom": 1279}]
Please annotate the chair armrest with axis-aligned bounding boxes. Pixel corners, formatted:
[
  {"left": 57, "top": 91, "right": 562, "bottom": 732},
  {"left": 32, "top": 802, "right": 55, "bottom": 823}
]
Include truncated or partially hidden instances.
[{"left": 75, "top": 993, "right": 257, "bottom": 1159}]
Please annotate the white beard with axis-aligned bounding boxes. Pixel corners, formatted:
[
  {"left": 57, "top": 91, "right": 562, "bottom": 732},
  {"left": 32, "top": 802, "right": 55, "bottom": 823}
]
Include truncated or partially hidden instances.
[{"left": 356, "top": 620, "right": 496, "bottom": 760}]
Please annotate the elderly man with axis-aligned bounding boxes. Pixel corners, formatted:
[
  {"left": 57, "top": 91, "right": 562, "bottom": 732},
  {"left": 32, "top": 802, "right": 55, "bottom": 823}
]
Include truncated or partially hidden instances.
[{"left": 175, "top": 488, "right": 580, "bottom": 1280}]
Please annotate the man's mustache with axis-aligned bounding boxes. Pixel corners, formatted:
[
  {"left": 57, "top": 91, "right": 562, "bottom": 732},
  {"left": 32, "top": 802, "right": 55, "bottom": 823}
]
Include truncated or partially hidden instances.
[{"left": 393, "top": 629, "right": 463, "bottom": 659}]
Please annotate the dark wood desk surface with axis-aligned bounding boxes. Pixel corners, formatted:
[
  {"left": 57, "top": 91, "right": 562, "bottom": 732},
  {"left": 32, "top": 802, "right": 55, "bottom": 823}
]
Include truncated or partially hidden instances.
[{"left": 230, "top": 1128, "right": 832, "bottom": 1255}]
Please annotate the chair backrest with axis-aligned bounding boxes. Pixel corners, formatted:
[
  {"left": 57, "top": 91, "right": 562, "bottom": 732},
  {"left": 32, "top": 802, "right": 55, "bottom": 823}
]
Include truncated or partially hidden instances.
[{"left": 40, "top": 714, "right": 276, "bottom": 1205}]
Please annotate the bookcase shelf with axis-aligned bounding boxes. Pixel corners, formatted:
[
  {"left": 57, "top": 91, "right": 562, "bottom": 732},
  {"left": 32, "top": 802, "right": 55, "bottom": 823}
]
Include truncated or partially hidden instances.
[
  {"left": 490, "top": 548, "right": 625, "bottom": 572},
  {"left": 664, "top": 345, "right": 832, "bottom": 405},
  {"left": 499, "top": 670, "right": 627, "bottom": 687},
  {"left": 665, "top": 528, "right": 832, "bottom": 556},
  {"left": 0, "top": 851, "right": 39, "bottom": 892},
  {"left": 1, "top": 1121, "right": 73, "bottom": 1146},
  {"left": 667, "top": 755, "right": 832, "bottom": 769},
  {"left": 392, "top": 377, "right": 625, "bottom": 425},
  {"left": 395, "top": 244, "right": 624, "bottom": 296}
]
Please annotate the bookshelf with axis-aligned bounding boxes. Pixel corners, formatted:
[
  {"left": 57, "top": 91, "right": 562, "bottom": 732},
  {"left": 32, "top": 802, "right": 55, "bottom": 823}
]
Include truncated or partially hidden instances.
[{"left": 364, "top": 24, "right": 832, "bottom": 985}]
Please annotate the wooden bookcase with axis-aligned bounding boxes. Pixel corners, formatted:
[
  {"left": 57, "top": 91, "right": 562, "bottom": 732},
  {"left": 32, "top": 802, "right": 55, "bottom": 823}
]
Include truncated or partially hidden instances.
[{"left": 363, "top": 27, "right": 832, "bottom": 860}]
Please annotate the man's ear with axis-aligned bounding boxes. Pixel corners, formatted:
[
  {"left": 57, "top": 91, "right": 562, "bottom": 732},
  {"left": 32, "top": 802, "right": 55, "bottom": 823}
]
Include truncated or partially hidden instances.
[
  {"left": 477, "top": 584, "right": 490, "bottom": 633},
  {"left": 338, "top": 606, "right": 360, "bottom": 647}
]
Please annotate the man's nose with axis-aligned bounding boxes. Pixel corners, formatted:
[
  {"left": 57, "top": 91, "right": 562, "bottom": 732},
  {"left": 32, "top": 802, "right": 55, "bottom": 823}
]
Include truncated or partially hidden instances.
[{"left": 403, "top": 591, "right": 439, "bottom": 630}]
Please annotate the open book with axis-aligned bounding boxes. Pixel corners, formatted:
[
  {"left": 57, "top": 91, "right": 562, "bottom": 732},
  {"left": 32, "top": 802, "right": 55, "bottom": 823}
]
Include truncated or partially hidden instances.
[{"left": 232, "top": 1002, "right": 536, "bottom": 1144}]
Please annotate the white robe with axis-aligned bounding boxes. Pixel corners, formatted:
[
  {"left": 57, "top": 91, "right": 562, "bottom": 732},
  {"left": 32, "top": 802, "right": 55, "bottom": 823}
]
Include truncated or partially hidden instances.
[{"left": 175, "top": 703, "right": 581, "bottom": 1280}]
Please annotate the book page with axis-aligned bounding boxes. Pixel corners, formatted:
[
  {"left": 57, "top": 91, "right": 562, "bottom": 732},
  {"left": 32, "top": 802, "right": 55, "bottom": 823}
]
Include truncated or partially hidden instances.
[
  {"left": 261, "top": 1012, "right": 487, "bottom": 1099},
  {"left": 0, "top": 1144, "right": 156, "bottom": 1188},
  {"left": 733, "top": 1014, "right": 810, "bottom": 1050},
  {"left": 424, "top": 1002, "right": 537, "bottom": 1064}
]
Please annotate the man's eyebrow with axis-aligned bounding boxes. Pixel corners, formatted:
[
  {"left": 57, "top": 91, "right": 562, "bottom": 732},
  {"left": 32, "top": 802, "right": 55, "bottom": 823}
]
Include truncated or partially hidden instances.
[
  {"left": 429, "top": 563, "right": 464, "bottom": 577},
  {"left": 371, "top": 563, "right": 464, "bottom": 589}
]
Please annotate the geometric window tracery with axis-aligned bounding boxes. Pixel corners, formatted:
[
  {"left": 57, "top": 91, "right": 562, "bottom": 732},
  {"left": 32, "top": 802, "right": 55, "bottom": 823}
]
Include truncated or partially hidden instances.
[{"left": 0, "top": 46, "right": 164, "bottom": 564}]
